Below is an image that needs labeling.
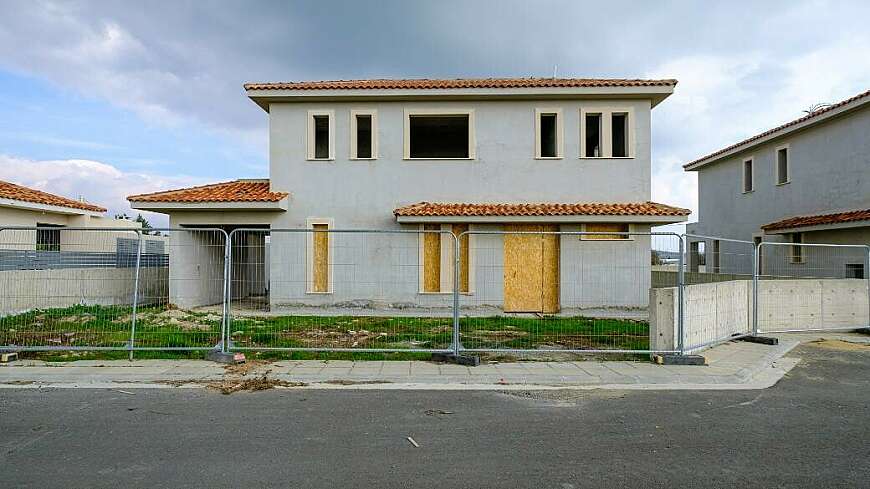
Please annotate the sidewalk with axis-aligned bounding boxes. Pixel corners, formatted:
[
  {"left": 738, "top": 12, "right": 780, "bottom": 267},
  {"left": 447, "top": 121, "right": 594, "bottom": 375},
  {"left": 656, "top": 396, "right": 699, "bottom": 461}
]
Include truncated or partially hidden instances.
[{"left": 0, "top": 334, "right": 830, "bottom": 390}]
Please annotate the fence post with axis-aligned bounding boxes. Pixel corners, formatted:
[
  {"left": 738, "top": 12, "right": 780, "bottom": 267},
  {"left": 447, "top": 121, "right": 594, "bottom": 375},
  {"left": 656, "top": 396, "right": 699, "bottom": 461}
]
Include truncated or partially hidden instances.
[
  {"left": 677, "top": 234, "right": 685, "bottom": 355},
  {"left": 128, "top": 230, "right": 143, "bottom": 361},
  {"left": 221, "top": 230, "right": 232, "bottom": 354},
  {"left": 752, "top": 242, "right": 761, "bottom": 336},
  {"left": 452, "top": 231, "right": 461, "bottom": 356}
]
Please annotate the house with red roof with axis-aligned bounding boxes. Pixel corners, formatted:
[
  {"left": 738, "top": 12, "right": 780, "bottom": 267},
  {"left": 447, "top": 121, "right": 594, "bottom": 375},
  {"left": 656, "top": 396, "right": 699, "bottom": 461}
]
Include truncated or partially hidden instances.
[
  {"left": 684, "top": 89, "right": 870, "bottom": 278},
  {"left": 129, "top": 77, "right": 689, "bottom": 312}
]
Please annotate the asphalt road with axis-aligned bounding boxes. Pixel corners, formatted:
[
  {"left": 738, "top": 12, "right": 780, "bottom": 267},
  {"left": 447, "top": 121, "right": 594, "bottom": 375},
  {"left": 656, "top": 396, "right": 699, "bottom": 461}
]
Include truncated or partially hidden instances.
[{"left": 1, "top": 343, "right": 868, "bottom": 488}]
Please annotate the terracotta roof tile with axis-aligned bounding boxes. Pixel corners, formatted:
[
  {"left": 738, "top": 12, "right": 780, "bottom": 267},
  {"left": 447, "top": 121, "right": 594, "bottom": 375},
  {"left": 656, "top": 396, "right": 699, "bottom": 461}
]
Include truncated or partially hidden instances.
[
  {"left": 245, "top": 77, "right": 678, "bottom": 91},
  {"left": 0, "top": 180, "right": 106, "bottom": 213},
  {"left": 685, "top": 88, "right": 870, "bottom": 169},
  {"left": 394, "top": 201, "right": 691, "bottom": 218},
  {"left": 761, "top": 208, "right": 870, "bottom": 232},
  {"left": 127, "top": 179, "right": 288, "bottom": 203}
]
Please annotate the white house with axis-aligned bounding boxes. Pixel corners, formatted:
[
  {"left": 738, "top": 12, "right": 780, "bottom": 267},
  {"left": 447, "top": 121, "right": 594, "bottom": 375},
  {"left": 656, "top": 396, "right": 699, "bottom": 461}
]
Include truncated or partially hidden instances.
[{"left": 129, "top": 77, "right": 689, "bottom": 314}]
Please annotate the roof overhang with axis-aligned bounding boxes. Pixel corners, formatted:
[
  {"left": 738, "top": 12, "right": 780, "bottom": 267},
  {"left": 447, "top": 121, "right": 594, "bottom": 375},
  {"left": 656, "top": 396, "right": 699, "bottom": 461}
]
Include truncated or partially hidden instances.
[
  {"left": 130, "top": 199, "right": 288, "bottom": 213},
  {"left": 247, "top": 85, "right": 675, "bottom": 112},
  {"left": 396, "top": 214, "right": 688, "bottom": 225},
  {"left": 685, "top": 90, "right": 870, "bottom": 171},
  {"left": 762, "top": 219, "right": 870, "bottom": 235},
  {"left": 0, "top": 198, "right": 103, "bottom": 217}
]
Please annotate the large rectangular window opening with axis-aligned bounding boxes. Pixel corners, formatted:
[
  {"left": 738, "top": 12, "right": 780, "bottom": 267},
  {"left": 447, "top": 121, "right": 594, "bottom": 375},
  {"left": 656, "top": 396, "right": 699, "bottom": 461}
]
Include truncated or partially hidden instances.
[
  {"left": 611, "top": 113, "right": 628, "bottom": 157},
  {"left": 36, "top": 224, "right": 61, "bottom": 252},
  {"left": 776, "top": 146, "right": 789, "bottom": 185},
  {"left": 408, "top": 114, "right": 471, "bottom": 159},
  {"left": 584, "top": 113, "right": 602, "bottom": 157},
  {"left": 743, "top": 158, "right": 754, "bottom": 193}
]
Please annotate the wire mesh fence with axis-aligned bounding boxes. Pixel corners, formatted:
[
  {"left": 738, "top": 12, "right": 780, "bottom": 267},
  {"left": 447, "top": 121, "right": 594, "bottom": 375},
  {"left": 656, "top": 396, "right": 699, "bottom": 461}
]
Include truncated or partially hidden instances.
[
  {"left": 455, "top": 229, "right": 682, "bottom": 354},
  {"left": 0, "top": 227, "right": 144, "bottom": 350},
  {"left": 755, "top": 242, "right": 870, "bottom": 333},
  {"left": 225, "top": 228, "right": 458, "bottom": 352}
]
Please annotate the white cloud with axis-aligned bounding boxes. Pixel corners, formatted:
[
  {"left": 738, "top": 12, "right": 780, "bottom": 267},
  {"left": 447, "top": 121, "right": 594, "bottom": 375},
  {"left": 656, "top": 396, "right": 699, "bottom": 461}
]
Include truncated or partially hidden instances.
[{"left": 0, "top": 155, "right": 205, "bottom": 227}]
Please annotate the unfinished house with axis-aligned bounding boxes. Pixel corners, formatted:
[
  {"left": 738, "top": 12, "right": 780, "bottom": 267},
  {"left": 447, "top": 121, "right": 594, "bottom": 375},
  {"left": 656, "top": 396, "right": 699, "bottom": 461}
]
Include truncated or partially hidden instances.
[{"left": 129, "top": 78, "right": 690, "bottom": 315}]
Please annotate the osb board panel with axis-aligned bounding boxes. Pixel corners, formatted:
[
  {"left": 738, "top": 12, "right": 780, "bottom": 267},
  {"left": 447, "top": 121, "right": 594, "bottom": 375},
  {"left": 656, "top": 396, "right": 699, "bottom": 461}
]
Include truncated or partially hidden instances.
[
  {"left": 453, "top": 224, "right": 469, "bottom": 293},
  {"left": 423, "top": 224, "right": 441, "bottom": 292},
  {"left": 585, "top": 222, "right": 629, "bottom": 240},
  {"left": 312, "top": 224, "right": 329, "bottom": 292},
  {"left": 503, "top": 224, "right": 560, "bottom": 313}
]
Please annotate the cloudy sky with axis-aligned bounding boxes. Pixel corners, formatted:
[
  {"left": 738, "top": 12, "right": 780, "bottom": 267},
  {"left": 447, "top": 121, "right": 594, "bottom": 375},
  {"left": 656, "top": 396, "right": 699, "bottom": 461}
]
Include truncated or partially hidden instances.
[{"left": 1, "top": 0, "right": 868, "bottom": 227}]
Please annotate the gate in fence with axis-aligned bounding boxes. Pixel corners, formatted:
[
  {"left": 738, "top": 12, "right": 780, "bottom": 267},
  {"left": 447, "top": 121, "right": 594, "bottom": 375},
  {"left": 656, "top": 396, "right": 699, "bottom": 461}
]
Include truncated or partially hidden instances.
[{"left": 2, "top": 225, "right": 867, "bottom": 357}]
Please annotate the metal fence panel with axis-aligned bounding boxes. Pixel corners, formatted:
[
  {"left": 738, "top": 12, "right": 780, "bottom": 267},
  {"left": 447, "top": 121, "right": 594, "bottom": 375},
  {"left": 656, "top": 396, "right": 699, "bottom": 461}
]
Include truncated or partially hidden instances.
[
  {"left": 130, "top": 228, "right": 227, "bottom": 350},
  {"left": 755, "top": 242, "right": 870, "bottom": 334},
  {"left": 0, "top": 227, "right": 142, "bottom": 350},
  {"left": 455, "top": 230, "right": 682, "bottom": 354},
  {"left": 226, "top": 229, "right": 457, "bottom": 352}
]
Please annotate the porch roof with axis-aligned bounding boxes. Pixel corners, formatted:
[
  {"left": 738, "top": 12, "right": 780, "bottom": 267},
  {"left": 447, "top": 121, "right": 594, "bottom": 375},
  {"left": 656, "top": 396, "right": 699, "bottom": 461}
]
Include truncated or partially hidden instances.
[
  {"left": 128, "top": 179, "right": 288, "bottom": 212},
  {"left": 394, "top": 201, "right": 691, "bottom": 224},
  {"left": 761, "top": 208, "right": 870, "bottom": 234}
]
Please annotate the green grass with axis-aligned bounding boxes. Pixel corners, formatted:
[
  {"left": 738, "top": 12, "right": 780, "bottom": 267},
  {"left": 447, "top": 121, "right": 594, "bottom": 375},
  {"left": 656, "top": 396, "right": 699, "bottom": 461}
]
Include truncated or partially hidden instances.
[{"left": 1, "top": 304, "right": 650, "bottom": 361}]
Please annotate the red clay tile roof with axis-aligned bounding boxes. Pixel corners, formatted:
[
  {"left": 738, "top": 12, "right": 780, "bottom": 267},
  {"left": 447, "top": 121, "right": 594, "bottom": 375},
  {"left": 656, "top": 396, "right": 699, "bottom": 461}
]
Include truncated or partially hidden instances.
[
  {"left": 394, "top": 201, "right": 691, "bottom": 218},
  {"left": 0, "top": 180, "right": 106, "bottom": 213},
  {"left": 245, "top": 78, "right": 678, "bottom": 91},
  {"left": 761, "top": 208, "right": 870, "bottom": 232},
  {"left": 685, "top": 88, "right": 870, "bottom": 169},
  {"left": 127, "top": 179, "right": 288, "bottom": 203}
]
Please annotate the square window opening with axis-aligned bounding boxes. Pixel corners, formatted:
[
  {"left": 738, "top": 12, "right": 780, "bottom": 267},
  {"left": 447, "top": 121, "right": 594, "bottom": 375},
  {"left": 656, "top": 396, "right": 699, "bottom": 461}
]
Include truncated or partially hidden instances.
[
  {"left": 36, "top": 224, "right": 61, "bottom": 252},
  {"left": 409, "top": 115, "right": 470, "bottom": 159},
  {"left": 845, "top": 263, "right": 865, "bottom": 279}
]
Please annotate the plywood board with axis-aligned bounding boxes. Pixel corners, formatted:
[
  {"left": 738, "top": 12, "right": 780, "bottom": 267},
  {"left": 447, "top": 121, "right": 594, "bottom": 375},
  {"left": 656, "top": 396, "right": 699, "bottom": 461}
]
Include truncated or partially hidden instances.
[
  {"left": 584, "top": 222, "right": 628, "bottom": 240},
  {"left": 312, "top": 224, "right": 329, "bottom": 292},
  {"left": 452, "top": 224, "right": 469, "bottom": 293},
  {"left": 503, "top": 224, "right": 560, "bottom": 313},
  {"left": 423, "top": 224, "right": 441, "bottom": 292}
]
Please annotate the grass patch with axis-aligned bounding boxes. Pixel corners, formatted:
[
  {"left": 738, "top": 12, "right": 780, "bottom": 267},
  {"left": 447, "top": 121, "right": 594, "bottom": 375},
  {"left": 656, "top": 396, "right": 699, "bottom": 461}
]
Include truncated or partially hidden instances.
[{"left": 2, "top": 305, "right": 650, "bottom": 361}]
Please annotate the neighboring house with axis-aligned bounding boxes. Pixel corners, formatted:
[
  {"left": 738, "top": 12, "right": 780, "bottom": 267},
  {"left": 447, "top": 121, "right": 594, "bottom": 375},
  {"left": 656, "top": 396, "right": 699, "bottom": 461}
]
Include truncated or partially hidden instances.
[
  {"left": 129, "top": 77, "right": 689, "bottom": 313},
  {"left": 684, "top": 89, "right": 870, "bottom": 278},
  {"left": 0, "top": 179, "right": 146, "bottom": 253}
]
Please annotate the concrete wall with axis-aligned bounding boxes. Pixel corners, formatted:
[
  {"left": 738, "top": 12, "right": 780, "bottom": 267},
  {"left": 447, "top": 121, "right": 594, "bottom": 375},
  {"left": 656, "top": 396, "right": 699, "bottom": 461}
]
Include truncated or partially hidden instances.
[
  {"left": 689, "top": 104, "right": 870, "bottom": 241},
  {"left": 651, "top": 278, "right": 870, "bottom": 352},
  {"left": 0, "top": 267, "right": 167, "bottom": 316},
  {"left": 0, "top": 207, "right": 145, "bottom": 253},
  {"left": 268, "top": 98, "right": 653, "bottom": 231}
]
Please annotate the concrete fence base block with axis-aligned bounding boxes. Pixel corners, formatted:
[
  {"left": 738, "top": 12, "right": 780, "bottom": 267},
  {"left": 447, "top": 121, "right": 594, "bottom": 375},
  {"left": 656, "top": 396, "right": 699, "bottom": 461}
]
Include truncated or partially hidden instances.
[
  {"left": 653, "top": 354, "right": 707, "bottom": 366},
  {"left": 205, "top": 350, "right": 245, "bottom": 364},
  {"left": 0, "top": 352, "right": 19, "bottom": 363},
  {"left": 739, "top": 336, "right": 779, "bottom": 346},
  {"left": 431, "top": 352, "right": 481, "bottom": 366}
]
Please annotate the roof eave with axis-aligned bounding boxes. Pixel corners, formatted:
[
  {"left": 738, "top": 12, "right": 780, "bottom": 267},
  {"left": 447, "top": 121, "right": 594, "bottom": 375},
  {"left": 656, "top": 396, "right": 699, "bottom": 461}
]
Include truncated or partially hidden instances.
[
  {"left": 396, "top": 214, "right": 688, "bottom": 224},
  {"left": 762, "top": 219, "right": 870, "bottom": 235},
  {"left": 0, "top": 197, "right": 105, "bottom": 216},
  {"left": 247, "top": 85, "right": 676, "bottom": 112},
  {"left": 130, "top": 198, "right": 289, "bottom": 213}
]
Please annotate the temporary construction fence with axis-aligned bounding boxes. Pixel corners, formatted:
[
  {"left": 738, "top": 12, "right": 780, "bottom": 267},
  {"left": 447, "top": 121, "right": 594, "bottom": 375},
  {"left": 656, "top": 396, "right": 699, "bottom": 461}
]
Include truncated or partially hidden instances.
[{"left": 1, "top": 225, "right": 868, "bottom": 358}]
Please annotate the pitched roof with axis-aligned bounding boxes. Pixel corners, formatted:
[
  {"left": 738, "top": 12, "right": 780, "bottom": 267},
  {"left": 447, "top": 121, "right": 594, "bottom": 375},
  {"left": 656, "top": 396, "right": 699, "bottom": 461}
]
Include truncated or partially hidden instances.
[
  {"left": 0, "top": 180, "right": 106, "bottom": 213},
  {"left": 394, "top": 201, "right": 691, "bottom": 218},
  {"left": 685, "top": 88, "right": 870, "bottom": 170},
  {"left": 244, "top": 77, "right": 678, "bottom": 91},
  {"left": 127, "top": 179, "right": 288, "bottom": 203},
  {"left": 761, "top": 208, "right": 870, "bottom": 232}
]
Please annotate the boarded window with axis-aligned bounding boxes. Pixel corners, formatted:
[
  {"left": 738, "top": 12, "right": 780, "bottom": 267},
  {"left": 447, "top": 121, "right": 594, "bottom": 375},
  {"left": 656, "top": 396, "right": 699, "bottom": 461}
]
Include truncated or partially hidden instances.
[
  {"left": 611, "top": 113, "right": 628, "bottom": 157},
  {"left": 776, "top": 147, "right": 789, "bottom": 184},
  {"left": 452, "top": 224, "right": 470, "bottom": 293},
  {"left": 743, "top": 159, "right": 754, "bottom": 192},
  {"left": 36, "top": 224, "right": 61, "bottom": 251},
  {"left": 409, "top": 115, "right": 470, "bottom": 158},
  {"left": 583, "top": 223, "right": 629, "bottom": 240},
  {"left": 355, "top": 114, "right": 372, "bottom": 158},
  {"left": 312, "top": 224, "right": 329, "bottom": 292},
  {"left": 313, "top": 115, "right": 330, "bottom": 159},
  {"left": 584, "top": 114, "right": 602, "bottom": 157},
  {"left": 539, "top": 113, "right": 557, "bottom": 158},
  {"left": 422, "top": 224, "right": 441, "bottom": 292}
]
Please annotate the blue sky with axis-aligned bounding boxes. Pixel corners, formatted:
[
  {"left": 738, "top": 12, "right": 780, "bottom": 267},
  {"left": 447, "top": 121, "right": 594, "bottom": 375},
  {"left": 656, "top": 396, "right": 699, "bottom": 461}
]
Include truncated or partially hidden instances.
[{"left": 1, "top": 0, "right": 869, "bottom": 228}]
